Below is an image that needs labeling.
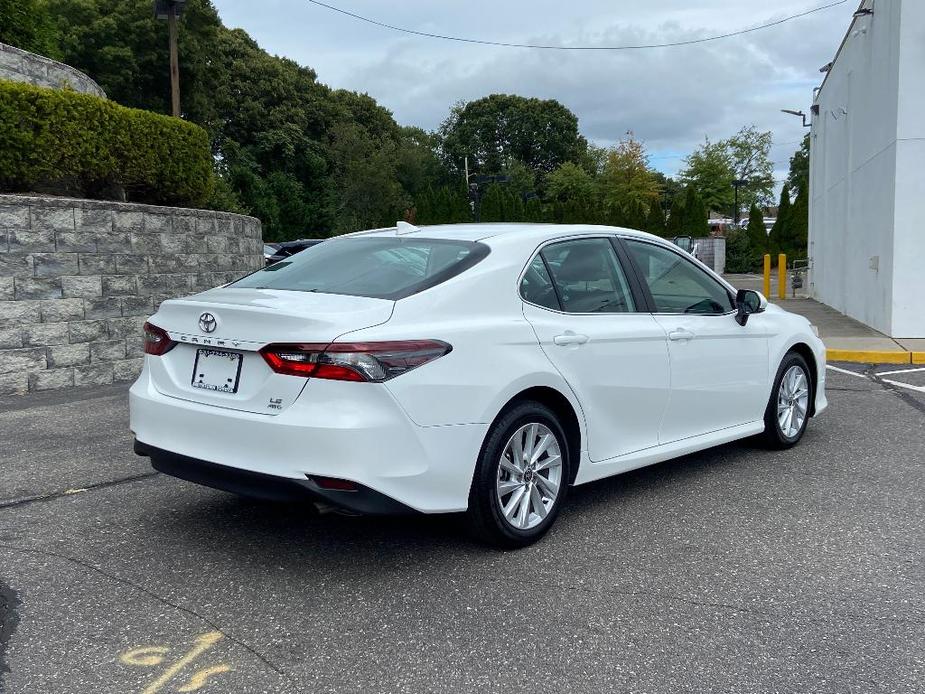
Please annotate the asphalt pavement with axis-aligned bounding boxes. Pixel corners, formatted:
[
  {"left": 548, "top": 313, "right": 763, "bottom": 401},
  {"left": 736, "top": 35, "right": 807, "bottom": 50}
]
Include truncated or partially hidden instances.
[{"left": 0, "top": 366, "right": 923, "bottom": 693}]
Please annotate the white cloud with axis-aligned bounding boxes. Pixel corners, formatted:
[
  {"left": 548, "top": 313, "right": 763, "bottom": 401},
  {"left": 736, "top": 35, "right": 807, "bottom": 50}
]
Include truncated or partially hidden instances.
[{"left": 212, "top": 0, "right": 853, "bottom": 176}]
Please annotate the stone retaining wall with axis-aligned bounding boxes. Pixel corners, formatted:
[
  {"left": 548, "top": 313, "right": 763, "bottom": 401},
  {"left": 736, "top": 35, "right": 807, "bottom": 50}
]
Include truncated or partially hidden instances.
[
  {"left": 0, "top": 42, "right": 106, "bottom": 97},
  {"left": 0, "top": 195, "right": 262, "bottom": 395}
]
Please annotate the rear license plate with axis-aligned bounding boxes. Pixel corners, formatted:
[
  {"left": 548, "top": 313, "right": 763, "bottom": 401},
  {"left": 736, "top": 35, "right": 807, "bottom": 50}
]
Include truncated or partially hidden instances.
[{"left": 191, "top": 349, "right": 243, "bottom": 393}]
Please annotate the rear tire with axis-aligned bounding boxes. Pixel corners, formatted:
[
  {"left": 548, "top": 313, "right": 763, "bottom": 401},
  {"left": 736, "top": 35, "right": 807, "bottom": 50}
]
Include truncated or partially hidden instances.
[
  {"left": 466, "top": 401, "right": 569, "bottom": 549},
  {"left": 761, "top": 351, "right": 813, "bottom": 449}
]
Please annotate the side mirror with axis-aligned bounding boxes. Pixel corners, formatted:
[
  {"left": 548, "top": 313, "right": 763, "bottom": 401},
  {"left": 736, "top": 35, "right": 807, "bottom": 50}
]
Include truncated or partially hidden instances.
[{"left": 735, "top": 289, "right": 767, "bottom": 326}]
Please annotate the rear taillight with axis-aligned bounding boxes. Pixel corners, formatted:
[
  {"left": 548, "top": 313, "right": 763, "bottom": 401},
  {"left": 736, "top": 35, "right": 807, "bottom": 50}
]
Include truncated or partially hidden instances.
[
  {"left": 143, "top": 322, "right": 176, "bottom": 356},
  {"left": 260, "top": 340, "right": 451, "bottom": 382}
]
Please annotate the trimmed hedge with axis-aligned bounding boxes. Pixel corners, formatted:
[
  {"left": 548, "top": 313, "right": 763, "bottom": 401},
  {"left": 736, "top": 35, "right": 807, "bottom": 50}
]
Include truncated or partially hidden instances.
[{"left": 0, "top": 79, "right": 213, "bottom": 206}]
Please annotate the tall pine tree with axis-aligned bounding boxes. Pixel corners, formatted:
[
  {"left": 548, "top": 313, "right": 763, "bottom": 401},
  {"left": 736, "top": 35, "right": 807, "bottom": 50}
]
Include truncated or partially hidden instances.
[
  {"left": 746, "top": 203, "right": 768, "bottom": 261},
  {"left": 769, "top": 188, "right": 792, "bottom": 258},
  {"left": 788, "top": 186, "right": 809, "bottom": 259},
  {"left": 682, "top": 186, "right": 709, "bottom": 237}
]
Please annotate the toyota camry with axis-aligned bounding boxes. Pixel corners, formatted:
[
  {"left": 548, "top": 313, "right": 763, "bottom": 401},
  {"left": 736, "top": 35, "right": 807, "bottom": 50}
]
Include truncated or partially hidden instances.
[{"left": 130, "top": 223, "right": 827, "bottom": 547}]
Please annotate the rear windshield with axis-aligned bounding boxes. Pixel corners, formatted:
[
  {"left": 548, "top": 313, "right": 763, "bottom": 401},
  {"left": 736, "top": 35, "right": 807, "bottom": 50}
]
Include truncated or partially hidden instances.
[{"left": 232, "top": 236, "right": 490, "bottom": 300}]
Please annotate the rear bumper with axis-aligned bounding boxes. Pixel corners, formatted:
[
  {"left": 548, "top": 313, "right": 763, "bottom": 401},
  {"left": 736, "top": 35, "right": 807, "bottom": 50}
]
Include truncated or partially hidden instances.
[
  {"left": 135, "top": 440, "right": 415, "bottom": 514},
  {"left": 129, "top": 361, "right": 487, "bottom": 513}
]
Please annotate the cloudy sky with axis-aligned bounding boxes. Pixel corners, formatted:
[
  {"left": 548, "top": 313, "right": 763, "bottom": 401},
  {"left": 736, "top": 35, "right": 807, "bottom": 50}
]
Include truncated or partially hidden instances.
[{"left": 210, "top": 0, "right": 856, "bottom": 182}]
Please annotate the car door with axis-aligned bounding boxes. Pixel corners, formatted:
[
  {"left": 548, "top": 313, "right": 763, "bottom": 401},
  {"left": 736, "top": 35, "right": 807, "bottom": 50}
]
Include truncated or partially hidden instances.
[
  {"left": 621, "top": 237, "right": 769, "bottom": 444},
  {"left": 520, "top": 236, "right": 670, "bottom": 461}
]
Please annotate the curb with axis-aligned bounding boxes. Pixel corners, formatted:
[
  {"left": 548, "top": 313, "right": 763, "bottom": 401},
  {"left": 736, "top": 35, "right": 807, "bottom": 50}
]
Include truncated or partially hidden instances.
[{"left": 826, "top": 349, "right": 925, "bottom": 365}]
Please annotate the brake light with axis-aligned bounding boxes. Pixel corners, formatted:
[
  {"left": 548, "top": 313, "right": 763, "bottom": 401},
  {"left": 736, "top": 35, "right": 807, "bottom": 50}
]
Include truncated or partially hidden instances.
[
  {"left": 143, "top": 322, "right": 176, "bottom": 356},
  {"left": 260, "top": 340, "right": 451, "bottom": 382}
]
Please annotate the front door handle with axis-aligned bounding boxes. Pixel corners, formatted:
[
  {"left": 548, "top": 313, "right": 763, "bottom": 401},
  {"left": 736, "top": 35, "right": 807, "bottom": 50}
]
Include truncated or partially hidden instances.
[
  {"left": 668, "top": 327, "right": 695, "bottom": 342},
  {"left": 553, "top": 332, "right": 589, "bottom": 346}
]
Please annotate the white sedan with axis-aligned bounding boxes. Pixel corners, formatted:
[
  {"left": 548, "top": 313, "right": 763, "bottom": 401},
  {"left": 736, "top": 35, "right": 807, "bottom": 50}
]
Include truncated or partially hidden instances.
[{"left": 130, "top": 223, "right": 826, "bottom": 547}]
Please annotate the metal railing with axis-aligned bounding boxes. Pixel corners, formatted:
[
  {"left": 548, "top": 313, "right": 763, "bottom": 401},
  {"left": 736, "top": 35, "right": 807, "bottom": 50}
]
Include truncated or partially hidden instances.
[{"left": 790, "top": 259, "right": 810, "bottom": 298}]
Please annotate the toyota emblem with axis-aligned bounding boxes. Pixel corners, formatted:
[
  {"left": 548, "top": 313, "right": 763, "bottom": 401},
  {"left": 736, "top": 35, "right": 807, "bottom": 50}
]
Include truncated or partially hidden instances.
[{"left": 198, "top": 312, "right": 217, "bottom": 333}]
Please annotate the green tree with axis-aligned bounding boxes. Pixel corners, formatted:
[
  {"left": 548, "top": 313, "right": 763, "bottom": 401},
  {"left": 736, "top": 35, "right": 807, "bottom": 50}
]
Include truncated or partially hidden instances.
[
  {"left": 784, "top": 134, "right": 810, "bottom": 259},
  {"left": 524, "top": 196, "right": 545, "bottom": 223},
  {"left": 679, "top": 125, "right": 775, "bottom": 217},
  {"left": 598, "top": 134, "right": 662, "bottom": 220},
  {"left": 769, "top": 187, "right": 792, "bottom": 258},
  {"left": 679, "top": 137, "right": 734, "bottom": 215},
  {"left": 645, "top": 202, "right": 667, "bottom": 237},
  {"left": 746, "top": 203, "right": 768, "bottom": 258},
  {"left": 787, "top": 133, "right": 810, "bottom": 196},
  {"left": 478, "top": 184, "right": 508, "bottom": 222},
  {"left": 439, "top": 94, "right": 585, "bottom": 180},
  {"left": 45, "top": 0, "right": 455, "bottom": 238},
  {"left": 782, "top": 186, "right": 808, "bottom": 260},
  {"left": 0, "top": 0, "right": 59, "bottom": 57},
  {"left": 725, "top": 228, "right": 756, "bottom": 273},
  {"left": 726, "top": 125, "right": 775, "bottom": 209},
  {"left": 666, "top": 193, "right": 686, "bottom": 236},
  {"left": 682, "top": 186, "right": 708, "bottom": 237},
  {"left": 545, "top": 162, "right": 594, "bottom": 203}
]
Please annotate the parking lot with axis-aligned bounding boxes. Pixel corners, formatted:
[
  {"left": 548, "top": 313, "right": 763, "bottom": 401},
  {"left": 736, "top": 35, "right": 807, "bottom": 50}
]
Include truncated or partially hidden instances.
[{"left": 1, "top": 365, "right": 923, "bottom": 694}]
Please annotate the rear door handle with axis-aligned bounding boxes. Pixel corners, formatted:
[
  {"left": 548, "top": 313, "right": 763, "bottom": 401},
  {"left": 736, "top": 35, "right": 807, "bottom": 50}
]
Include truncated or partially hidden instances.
[
  {"left": 667, "top": 328, "right": 695, "bottom": 342},
  {"left": 553, "top": 332, "right": 589, "bottom": 346}
]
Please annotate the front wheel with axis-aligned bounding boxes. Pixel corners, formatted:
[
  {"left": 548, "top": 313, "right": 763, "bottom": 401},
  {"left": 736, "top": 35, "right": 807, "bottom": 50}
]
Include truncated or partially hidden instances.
[
  {"left": 466, "top": 401, "right": 569, "bottom": 549},
  {"left": 761, "top": 351, "right": 813, "bottom": 449}
]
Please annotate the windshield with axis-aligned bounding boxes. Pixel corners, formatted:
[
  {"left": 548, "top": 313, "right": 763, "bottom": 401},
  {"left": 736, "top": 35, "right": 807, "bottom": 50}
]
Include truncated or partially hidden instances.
[{"left": 232, "top": 236, "right": 490, "bottom": 300}]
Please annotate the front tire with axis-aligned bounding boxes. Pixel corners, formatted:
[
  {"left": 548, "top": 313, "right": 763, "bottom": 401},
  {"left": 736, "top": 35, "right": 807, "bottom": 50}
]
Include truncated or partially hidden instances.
[
  {"left": 761, "top": 351, "right": 813, "bottom": 449},
  {"left": 466, "top": 401, "right": 569, "bottom": 549}
]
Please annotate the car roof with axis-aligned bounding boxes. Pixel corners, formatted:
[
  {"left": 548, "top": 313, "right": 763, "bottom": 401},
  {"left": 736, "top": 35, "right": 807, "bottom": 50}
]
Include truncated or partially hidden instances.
[{"left": 345, "top": 223, "right": 667, "bottom": 245}]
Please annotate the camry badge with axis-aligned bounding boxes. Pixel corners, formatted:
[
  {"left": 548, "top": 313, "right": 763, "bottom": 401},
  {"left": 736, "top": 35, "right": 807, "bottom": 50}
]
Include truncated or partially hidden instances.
[{"left": 199, "top": 312, "right": 217, "bottom": 333}]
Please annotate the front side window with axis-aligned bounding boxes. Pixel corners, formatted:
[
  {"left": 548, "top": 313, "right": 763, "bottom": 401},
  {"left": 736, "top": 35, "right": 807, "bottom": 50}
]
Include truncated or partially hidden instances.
[
  {"left": 624, "top": 239, "right": 733, "bottom": 314},
  {"left": 232, "top": 237, "right": 489, "bottom": 300},
  {"left": 537, "top": 238, "right": 636, "bottom": 314}
]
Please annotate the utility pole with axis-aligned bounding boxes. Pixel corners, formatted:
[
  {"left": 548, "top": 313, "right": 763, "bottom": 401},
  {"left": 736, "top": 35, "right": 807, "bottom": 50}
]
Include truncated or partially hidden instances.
[
  {"left": 155, "top": 1, "right": 188, "bottom": 117},
  {"left": 168, "top": 7, "right": 180, "bottom": 116}
]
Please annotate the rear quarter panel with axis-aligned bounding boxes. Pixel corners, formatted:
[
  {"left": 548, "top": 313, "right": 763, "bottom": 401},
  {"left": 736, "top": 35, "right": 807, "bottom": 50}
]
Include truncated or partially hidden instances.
[{"left": 336, "top": 255, "right": 585, "bottom": 432}]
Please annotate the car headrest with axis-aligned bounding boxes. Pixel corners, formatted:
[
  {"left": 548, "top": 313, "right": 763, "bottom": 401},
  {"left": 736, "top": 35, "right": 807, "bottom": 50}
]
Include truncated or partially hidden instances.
[{"left": 556, "top": 244, "right": 608, "bottom": 283}]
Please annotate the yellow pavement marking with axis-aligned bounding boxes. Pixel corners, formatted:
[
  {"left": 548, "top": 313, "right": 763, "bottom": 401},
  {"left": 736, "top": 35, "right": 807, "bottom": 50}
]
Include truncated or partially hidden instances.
[
  {"left": 826, "top": 349, "right": 912, "bottom": 364},
  {"left": 178, "top": 664, "right": 233, "bottom": 692},
  {"left": 913, "top": 352, "right": 925, "bottom": 365},
  {"left": 118, "top": 631, "right": 231, "bottom": 694},
  {"left": 119, "top": 646, "right": 169, "bottom": 667}
]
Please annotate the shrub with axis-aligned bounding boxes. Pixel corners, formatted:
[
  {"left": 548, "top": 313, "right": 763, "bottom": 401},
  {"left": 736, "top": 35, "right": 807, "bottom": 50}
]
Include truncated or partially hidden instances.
[{"left": 0, "top": 79, "right": 214, "bottom": 206}]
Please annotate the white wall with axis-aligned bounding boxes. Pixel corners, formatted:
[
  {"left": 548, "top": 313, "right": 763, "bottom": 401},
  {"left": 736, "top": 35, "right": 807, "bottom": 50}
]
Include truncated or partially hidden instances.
[
  {"left": 890, "top": 0, "right": 925, "bottom": 337},
  {"left": 809, "top": 0, "right": 925, "bottom": 338}
]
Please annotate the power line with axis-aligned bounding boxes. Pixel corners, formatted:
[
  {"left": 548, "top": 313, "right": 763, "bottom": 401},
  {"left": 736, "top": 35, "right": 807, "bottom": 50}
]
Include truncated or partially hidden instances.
[{"left": 303, "top": 0, "right": 847, "bottom": 51}]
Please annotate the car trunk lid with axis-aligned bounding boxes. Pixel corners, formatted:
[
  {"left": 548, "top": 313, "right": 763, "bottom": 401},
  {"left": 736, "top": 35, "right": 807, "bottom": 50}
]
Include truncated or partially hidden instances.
[{"left": 146, "top": 288, "right": 394, "bottom": 414}]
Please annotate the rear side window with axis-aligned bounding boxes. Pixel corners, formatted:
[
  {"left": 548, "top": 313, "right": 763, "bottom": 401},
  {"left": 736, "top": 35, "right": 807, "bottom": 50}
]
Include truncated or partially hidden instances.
[
  {"left": 520, "top": 255, "right": 560, "bottom": 310},
  {"left": 232, "top": 237, "right": 489, "bottom": 300},
  {"left": 539, "top": 238, "right": 636, "bottom": 313}
]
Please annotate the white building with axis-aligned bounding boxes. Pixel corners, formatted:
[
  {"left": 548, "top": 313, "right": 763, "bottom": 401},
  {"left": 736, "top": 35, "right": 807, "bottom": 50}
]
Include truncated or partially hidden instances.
[{"left": 809, "top": 0, "right": 925, "bottom": 338}]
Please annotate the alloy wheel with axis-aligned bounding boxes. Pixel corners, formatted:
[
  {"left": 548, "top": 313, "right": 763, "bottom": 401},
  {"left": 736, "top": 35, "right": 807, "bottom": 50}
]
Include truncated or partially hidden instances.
[
  {"left": 777, "top": 365, "right": 809, "bottom": 439},
  {"left": 496, "top": 422, "right": 563, "bottom": 530}
]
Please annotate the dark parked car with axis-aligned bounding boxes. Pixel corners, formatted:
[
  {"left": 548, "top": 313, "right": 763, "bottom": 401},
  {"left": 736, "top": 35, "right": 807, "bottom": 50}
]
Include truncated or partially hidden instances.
[
  {"left": 265, "top": 239, "right": 324, "bottom": 266},
  {"left": 263, "top": 243, "right": 281, "bottom": 264}
]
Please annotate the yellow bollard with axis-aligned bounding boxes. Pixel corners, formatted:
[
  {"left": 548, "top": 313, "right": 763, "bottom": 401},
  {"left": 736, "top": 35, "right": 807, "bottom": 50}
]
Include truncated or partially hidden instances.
[
  {"left": 778, "top": 254, "right": 787, "bottom": 300},
  {"left": 763, "top": 254, "right": 771, "bottom": 297}
]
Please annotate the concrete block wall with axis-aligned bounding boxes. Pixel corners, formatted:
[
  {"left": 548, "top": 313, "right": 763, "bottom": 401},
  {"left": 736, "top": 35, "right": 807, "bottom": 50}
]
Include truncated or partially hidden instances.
[
  {"left": 694, "top": 237, "right": 726, "bottom": 276},
  {"left": 0, "top": 42, "right": 106, "bottom": 97},
  {"left": 0, "top": 195, "right": 262, "bottom": 395}
]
